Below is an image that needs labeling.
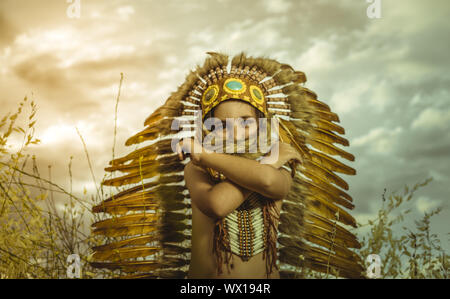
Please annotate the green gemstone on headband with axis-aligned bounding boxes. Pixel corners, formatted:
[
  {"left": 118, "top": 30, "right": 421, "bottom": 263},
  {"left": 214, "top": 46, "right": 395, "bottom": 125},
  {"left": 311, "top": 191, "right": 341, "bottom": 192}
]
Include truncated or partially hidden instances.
[
  {"left": 253, "top": 89, "right": 262, "bottom": 99},
  {"left": 226, "top": 80, "right": 243, "bottom": 91},
  {"left": 205, "top": 89, "right": 215, "bottom": 101}
]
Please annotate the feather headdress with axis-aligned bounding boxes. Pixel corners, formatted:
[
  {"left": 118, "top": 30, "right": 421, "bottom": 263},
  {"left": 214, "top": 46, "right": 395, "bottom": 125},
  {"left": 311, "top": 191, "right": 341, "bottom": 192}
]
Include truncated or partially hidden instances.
[{"left": 89, "top": 51, "right": 364, "bottom": 279}]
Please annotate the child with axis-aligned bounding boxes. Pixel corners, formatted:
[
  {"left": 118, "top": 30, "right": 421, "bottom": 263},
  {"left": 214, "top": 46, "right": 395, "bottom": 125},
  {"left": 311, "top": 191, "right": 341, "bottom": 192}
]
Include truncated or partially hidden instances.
[{"left": 176, "top": 98, "right": 302, "bottom": 278}]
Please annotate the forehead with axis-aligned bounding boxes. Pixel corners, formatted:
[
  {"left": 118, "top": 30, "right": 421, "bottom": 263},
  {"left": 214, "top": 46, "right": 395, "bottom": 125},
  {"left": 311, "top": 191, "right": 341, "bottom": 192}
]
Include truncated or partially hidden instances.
[{"left": 213, "top": 100, "right": 257, "bottom": 118}]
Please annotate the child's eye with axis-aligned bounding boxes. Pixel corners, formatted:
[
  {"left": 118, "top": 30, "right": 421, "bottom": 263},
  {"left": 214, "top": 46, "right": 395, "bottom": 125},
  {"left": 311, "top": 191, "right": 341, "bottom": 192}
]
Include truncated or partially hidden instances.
[{"left": 240, "top": 118, "right": 255, "bottom": 126}]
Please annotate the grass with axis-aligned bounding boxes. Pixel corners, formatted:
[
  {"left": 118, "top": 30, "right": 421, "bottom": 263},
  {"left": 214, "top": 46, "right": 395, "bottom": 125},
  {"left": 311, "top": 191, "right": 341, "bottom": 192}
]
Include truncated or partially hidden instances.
[
  {"left": 0, "top": 97, "right": 112, "bottom": 278},
  {"left": 356, "top": 179, "right": 448, "bottom": 278}
]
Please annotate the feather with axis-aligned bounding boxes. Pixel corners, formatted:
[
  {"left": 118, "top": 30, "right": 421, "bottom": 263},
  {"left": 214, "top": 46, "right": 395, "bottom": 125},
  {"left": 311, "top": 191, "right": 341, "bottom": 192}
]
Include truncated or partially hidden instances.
[
  {"left": 301, "top": 233, "right": 361, "bottom": 260},
  {"left": 125, "top": 118, "right": 176, "bottom": 146},
  {"left": 310, "top": 150, "right": 356, "bottom": 175},
  {"left": 92, "top": 193, "right": 187, "bottom": 215},
  {"left": 303, "top": 211, "right": 361, "bottom": 248},
  {"left": 299, "top": 173, "right": 354, "bottom": 208},
  {"left": 90, "top": 260, "right": 161, "bottom": 272},
  {"left": 306, "top": 99, "right": 330, "bottom": 112},
  {"left": 143, "top": 105, "right": 182, "bottom": 127},
  {"left": 279, "top": 270, "right": 304, "bottom": 279},
  {"left": 292, "top": 71, "right": 306, "bottom": 84},
  {"left": 93, "top": 246, "right": 160, "bottom": 262},
  {"left": 108, "top": 138, "right": 174, "bottom": 166},
  {"left": 304, "top": 195, "right": 356, "bottom": 227},
  {"left": 92, "top": 235, "right": 158, "bottom": 252},
  {"left": 92, "top": 257, "right": 189, "bottom": 273},
  {"left": 101, "top": 170, "right": 160, "bottom": 187},
  {"left": 92, "top": 224, "right": 158, "bottom": 238},
  {"left": 277, "top": 117, "right": 310, "bottom": 159},
  {"left": 92, "top": 213, "right": 159, "bottom": 229},
  {"left": 312, "top": 119, "right": 345, "bottom": 135},
  {"left": 291, "top": 110, "right": 339, "bottom": 123},
  {"left": 279, "top": 207, "right": 358, "bottom": 247},
  {"left": 105, "top": 154, "right": 180, "bottom": 174},
  {"left": 309, "top": 128, "right": 349, "bottom": 147},
  {"left": 120, "top": 273, "right": 159, "bottom": 279},
  {"left": 101, "top": 162, "right": 184, "bottom": 186},
  {"left": 308, "top": 138, "right": 355, "bottom": 161},
  {"left": 300, "top": 160, "right": 349, "bottom": 190},
  {"left": 307, "top": 246, "right": 364, "bottom": 273}
]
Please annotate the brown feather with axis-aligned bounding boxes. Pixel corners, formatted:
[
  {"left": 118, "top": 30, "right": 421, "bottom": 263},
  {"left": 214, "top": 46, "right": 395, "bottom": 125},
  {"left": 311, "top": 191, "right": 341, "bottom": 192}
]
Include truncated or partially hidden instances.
[
  {"left": 303, "top": 211, "right": 361, "bottom": 248},
  {"left": 291, "top": 110, "right": 339, "bottom": 123},
  {"left": 308, "top": 138, "right": 355, "bottom": 161},
  {"left": 90, "top": 260, "right": 161, "bottom": 272},
  {"left": 92, "top": 223, "right": 158, "bottom": 238},
  {"left": 305, "top": 195, "right": 356, "bottom": 227},
  {"left": 306, "top": 99, "right": 330, "bottom": 111},
  {"left": 301, "top": 160, "right": 349, "bottom": 190},
  {"left": 310, "top": 150, "right": 356, "bottom": 175},
  {"left": 310, "top": 128, "right": 349, "bottom": 146},
  {"left": 108, "top": 139, "right": 173, "bottom": 166},
  {"left": 300, "top": 172, "right": 353, "bottom": 206},
  {"left": 93, "top": 246, "right": 160, "bottom": 262},
  {"left": 278, "top": 117, "right": 310, "bottom": 159},
  {"left": 92, "top": 213, "right": 159, "bottom": 229},
  {"left": 92, "top": 235, "right": 158, "bottom": 252},
  {"left": 312, "top": 119, "right": 345, "bottom": 135},
  {"left": 125, "top": 118, "right": 176, "bottom": 146}
]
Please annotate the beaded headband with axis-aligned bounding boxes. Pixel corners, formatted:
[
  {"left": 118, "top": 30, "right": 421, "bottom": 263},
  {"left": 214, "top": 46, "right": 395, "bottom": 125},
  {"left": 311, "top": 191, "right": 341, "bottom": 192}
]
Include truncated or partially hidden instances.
[
  {"left": 201, "top": 75, "right": 268, "bottom": 119},
  {"left": 183, "top": 54, "right": 305, "bottom": 121}
]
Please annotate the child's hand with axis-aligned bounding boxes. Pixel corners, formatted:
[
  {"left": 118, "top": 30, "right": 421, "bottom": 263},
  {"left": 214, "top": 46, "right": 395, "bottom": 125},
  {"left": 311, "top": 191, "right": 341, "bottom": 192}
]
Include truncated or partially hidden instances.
[
  {"left": 175, "top": 137, "right": 205, "bottom": 166},
  {"left": 262, "top": 142, "right": 303, "bottom": 169}
]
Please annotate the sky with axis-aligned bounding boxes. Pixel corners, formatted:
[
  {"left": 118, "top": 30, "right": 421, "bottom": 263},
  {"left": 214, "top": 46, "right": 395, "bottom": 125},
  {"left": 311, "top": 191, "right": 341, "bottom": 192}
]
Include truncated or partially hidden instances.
[{"left": 1, "top": 0, "right": 449, "bottom": 253}]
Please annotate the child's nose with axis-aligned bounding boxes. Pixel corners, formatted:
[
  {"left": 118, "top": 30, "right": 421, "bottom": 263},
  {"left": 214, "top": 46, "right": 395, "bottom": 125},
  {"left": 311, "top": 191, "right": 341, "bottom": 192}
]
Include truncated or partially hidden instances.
[{"left": 233, "top": 123, "right": 246, "bottom": 140}]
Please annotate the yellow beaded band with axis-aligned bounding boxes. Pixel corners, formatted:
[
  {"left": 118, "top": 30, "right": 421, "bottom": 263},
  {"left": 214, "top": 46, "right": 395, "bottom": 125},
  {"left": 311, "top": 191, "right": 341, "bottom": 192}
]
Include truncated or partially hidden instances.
[{"left": 201, "top": 76, "right": 268, "bottom": 119}]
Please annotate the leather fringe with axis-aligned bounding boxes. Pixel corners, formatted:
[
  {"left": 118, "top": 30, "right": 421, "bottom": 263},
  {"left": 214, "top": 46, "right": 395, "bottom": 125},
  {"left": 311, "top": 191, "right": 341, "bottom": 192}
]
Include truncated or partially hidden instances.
[
  {"left": 212, "top": 217, "right": 233, "bottom": 275},
  {"left": 262, "top": 198, "right": 280, "bottom": 278}
]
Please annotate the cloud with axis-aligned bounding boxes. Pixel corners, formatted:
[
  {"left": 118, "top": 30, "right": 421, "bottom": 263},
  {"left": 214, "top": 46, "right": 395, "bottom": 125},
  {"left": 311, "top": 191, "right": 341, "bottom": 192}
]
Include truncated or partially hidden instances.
[
  {"left": 295, "top": 39, "right": 337, "bottom": 73},
  {"left": 263, "top": 0, "right": 293, "bottom": 14},
  {"left": 185, "top": 16, "right": 292, "bottom": 58},
  {"left": 11, "top": 53, "right": 99, "bottom": 114},
  {"left": 116, "top": 5, "right": 135, "bottom": 21},
  {"left": 412, "top": 108, "right": 450, "bottom": 129},
  {"left": 415, "top": 196, "right": 442, "bottom": 214},
  {"left": 352, "top": 126, "right": 403, "bottom": 154},
  {"left": 354, "top": 211, "right": 378, "bottom": 226},
  {"left": 0, "top": 12, "right": 16, "bottom": 47}
]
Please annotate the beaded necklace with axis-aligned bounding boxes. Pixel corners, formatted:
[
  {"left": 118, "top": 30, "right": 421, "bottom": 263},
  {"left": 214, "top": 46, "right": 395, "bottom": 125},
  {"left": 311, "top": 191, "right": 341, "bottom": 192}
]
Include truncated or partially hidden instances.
[{"left": 206, "top": 164, "right": 291, "bottom": 278}]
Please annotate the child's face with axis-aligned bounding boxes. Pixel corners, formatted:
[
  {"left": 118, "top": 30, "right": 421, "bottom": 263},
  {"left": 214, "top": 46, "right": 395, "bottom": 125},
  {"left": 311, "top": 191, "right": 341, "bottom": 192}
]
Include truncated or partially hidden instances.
[{"left": 212, "top": 100, "right": 259, "bottom": 142}]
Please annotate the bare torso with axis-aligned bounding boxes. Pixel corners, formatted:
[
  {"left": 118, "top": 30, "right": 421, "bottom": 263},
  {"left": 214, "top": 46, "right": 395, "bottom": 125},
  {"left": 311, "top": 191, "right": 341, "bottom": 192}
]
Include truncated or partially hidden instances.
[{"left": 187, "top": 195, "right": 283, "bottom": 279}]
